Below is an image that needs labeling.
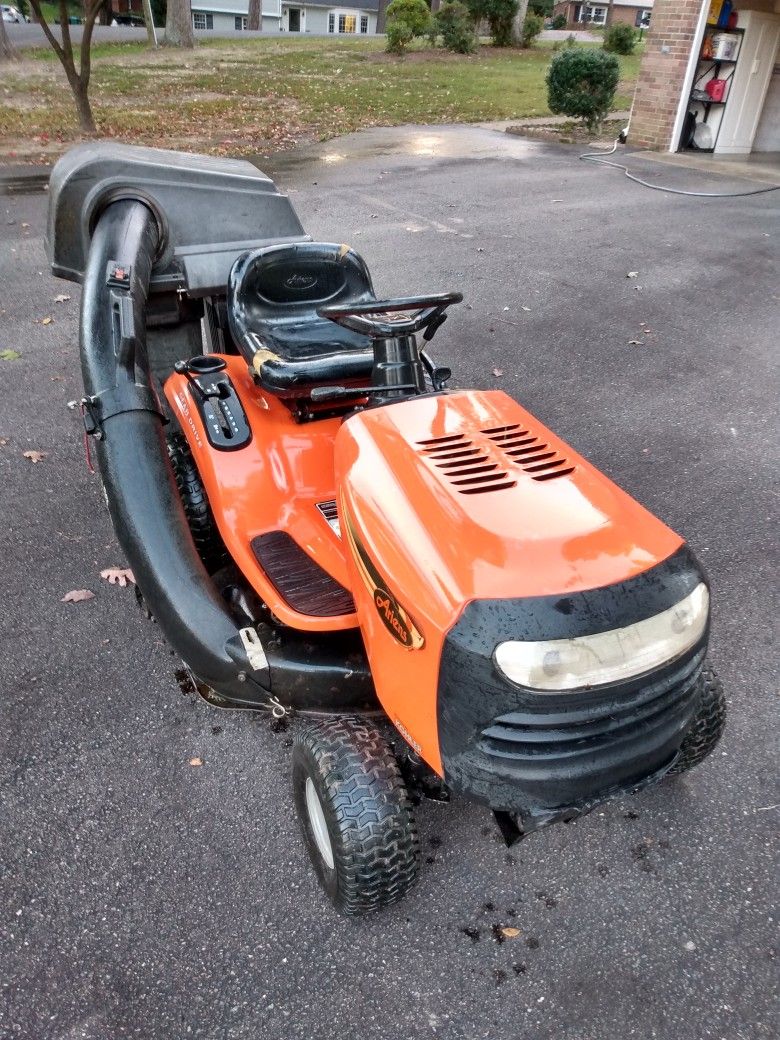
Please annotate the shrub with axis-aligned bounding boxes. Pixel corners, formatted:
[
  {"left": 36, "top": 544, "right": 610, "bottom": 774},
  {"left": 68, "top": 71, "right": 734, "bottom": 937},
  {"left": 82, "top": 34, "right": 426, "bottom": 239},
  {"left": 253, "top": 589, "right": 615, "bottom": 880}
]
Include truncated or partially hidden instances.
[
  {"left": 546, "top": 48, "right": 620, "bottom": 131},
  {"left": 436, "top": 1, "right": 478, "bottom": 54},
  {"left": 487, "top": 0, "right": 518, "bottom": 46},
  {"left": 603, "top": 22, "right": 637, "bottom": 55},
  {"left": 551, "top": 13, "right": 567, "bottom": 29},
  {"left": 528, "top": 0, "right": 552, "bottom": 14},
  {"left": 522, "top": 12, "right": 544, "bottom": 46},
  {"left": 385, "top": 0, "right": 431, "bottom": 54}
]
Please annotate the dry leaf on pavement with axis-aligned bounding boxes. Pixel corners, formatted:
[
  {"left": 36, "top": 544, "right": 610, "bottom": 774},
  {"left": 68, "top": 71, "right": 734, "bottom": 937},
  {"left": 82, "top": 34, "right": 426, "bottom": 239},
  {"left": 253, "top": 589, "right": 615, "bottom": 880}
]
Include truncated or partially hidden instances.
[
  {"left": 54, "top": 294, "right": 71, "bottom": 304},
  {"left": 627, "top": 271, "right": 639, "bottom": 279},
  {"left": 23, "top": 450, "right": 47, "bottom": 463},
  {"left": 0, "top": 349, "right": 21, "bottom": 361},
  {"left": 40, "top": 316, "right": 53, "bottom": 326},
  {"left": 61, "top": 589, "right": 95, "bottom": 603},
  {"left": 100, "top": 567, "right": 136, "bottom": 587},
  {"left": 501, "top": 927, "right": 521, "bottom": 939},
  {"left": 492, "top": 368, "right": 503, "bottom": 377},
  {"left": 189, "top": 757, "right": 203, "bottom": 767}
]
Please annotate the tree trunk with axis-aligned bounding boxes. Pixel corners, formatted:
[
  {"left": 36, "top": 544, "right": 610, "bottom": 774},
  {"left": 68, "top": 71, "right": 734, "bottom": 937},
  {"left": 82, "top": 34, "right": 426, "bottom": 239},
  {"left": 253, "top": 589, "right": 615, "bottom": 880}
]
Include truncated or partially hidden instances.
[
  {"left": 376, "top": 0, "right": 387, "bottom": 34},
  {"left": 69, "top": 70, "right": 97, "bottom": 133},
  {"left": 164, "top": 0, "right": 194, "bottom": 47},
  {"left": 247, "top": 0, "right": 260, "bottom": 31},
  {"left": 0, "top": 15, "right": 18, "bottom": 61},
  {"left": 511, "top": 0, "right": 530, "bottom": 46},
  {"left": 142, "top": 0, "right": 158, "bottom": 46},
  {"left": 27, "top": 0, "right": 99, "bottom": 133}
]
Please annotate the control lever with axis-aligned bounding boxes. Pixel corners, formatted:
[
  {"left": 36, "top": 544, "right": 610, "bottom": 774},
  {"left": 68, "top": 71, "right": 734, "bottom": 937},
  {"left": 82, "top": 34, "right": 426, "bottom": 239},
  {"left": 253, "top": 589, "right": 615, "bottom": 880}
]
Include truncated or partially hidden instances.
[{"left": 174, "top": 356, "right": 252, "bottom": 451}]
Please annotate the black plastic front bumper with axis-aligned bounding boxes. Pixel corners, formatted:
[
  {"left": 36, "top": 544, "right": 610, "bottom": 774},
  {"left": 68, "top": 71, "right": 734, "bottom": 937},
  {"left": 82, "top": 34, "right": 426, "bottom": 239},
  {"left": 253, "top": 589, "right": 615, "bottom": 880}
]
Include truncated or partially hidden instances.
[{"left": 437, "top": 546, "right": 709, "bottom": 828}]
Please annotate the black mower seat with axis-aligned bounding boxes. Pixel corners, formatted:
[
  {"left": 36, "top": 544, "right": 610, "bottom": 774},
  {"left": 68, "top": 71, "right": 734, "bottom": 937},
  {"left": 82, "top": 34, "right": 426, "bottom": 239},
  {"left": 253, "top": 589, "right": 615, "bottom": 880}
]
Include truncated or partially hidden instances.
[{"left": 228, "top": 242, "right": 377, "bottom": 398}]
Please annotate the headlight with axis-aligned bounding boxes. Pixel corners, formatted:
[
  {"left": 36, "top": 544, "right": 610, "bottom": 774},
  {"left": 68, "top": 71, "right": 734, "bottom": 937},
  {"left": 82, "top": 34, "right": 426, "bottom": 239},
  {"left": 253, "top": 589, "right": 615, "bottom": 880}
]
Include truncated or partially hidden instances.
[{"left": 494, "top": 583, "right": 709, "bottom": 692}]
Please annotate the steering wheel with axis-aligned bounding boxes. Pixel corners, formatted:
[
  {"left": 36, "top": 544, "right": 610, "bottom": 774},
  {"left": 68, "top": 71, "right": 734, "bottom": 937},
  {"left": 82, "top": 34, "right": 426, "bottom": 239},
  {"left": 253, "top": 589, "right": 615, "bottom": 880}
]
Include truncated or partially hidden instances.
[{"left": 318, "top": 292, "right": 463, "bottom": 340}]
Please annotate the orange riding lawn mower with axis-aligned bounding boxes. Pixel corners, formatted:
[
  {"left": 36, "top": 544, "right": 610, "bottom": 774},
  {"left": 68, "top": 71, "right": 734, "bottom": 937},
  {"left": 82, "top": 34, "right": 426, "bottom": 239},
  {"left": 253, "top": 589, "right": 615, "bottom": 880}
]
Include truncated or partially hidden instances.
[{"left": 48, "top": 144, "right": 726, "bottom": 916}]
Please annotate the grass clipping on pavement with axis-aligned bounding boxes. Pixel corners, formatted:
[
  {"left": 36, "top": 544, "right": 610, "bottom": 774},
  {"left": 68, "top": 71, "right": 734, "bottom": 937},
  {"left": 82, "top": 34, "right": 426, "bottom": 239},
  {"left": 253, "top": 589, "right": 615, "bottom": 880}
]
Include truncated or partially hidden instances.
[{"left": 0, "top": 36, "right": 640, "bottom": 162}]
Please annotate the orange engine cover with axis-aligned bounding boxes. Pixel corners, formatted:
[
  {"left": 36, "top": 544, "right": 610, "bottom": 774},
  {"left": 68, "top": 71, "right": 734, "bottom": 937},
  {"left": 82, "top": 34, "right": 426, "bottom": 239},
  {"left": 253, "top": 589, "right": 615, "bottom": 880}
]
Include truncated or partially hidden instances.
[{"left": 335, "top": 390, "right": 683, "bottom": 775}]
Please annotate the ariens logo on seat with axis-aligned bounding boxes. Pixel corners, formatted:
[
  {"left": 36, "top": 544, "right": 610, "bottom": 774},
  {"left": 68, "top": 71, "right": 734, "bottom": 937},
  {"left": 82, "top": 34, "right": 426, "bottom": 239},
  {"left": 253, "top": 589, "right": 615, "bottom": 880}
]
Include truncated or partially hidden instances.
[{"left": 284, "top": 273, "right": 318, "bottom": 290}]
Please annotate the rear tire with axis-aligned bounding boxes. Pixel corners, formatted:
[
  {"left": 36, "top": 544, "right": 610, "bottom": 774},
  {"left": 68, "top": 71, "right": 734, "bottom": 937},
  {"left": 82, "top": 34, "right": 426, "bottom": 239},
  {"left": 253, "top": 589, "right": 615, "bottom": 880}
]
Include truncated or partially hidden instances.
[
  {"left": 669, "top": 666, "right": 726, "bottom": 775},
  {"left": 292, "top": 716, "right": 420, "bottom": 916},
  {"left": 167, "top": 432, "right": 225, "bottom": 571}
]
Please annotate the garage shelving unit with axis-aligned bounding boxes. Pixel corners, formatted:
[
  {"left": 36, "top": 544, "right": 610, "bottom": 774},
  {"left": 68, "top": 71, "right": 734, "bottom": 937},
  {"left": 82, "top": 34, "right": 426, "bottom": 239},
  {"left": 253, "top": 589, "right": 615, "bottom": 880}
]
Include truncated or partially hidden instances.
[{"left": 682, "top": 26, "right": 745, "bottom": 153}]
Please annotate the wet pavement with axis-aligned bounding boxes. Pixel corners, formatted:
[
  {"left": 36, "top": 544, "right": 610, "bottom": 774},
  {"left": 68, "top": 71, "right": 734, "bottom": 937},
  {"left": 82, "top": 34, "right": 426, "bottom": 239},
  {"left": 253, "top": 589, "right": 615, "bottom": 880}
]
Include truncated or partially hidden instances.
[{"left": 1, "top": 127, "right": 778, "bottom": 1039}]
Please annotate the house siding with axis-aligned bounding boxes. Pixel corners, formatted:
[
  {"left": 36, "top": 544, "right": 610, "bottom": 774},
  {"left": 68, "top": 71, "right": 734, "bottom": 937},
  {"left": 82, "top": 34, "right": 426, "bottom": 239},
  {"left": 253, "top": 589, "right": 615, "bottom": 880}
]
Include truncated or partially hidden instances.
[
  {"left": 192, "top": 0, "right": 378, "bottom": 33},
  {"left": 552, "top": 2, "right": 653, "bottom": 29}
]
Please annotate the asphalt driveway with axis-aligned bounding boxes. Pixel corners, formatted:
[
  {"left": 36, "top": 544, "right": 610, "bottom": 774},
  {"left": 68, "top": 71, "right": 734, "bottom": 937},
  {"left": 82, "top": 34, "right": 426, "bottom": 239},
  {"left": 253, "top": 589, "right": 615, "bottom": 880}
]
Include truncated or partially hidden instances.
[{"left": 1, "top": 128, "right": 778, "bottom": 1040}]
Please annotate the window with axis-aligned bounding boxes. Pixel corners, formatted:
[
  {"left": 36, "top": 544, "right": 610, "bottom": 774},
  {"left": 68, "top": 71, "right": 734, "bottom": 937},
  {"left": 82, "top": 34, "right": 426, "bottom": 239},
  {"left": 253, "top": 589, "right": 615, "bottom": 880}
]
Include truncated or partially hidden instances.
[
  {"left": 235, "top": 15, "right": 248, "bottom": 29},
  {"left": 573, "top": 4, "right": 606, "bottom": 25},
  {"left": 328, "top": 12, "right": 335, "bottom": 32},
  {"left": 360, "top": 14, "right": 368, "bottom": 33},
  {"left": 338, "top": 13, "right": 357, "bottom": 33},
  {"left": 192, "top": 12, "right": 213, "bottom": 29},
  {"left": 635, "top": 9, "right": 651, "bottom": 28}
]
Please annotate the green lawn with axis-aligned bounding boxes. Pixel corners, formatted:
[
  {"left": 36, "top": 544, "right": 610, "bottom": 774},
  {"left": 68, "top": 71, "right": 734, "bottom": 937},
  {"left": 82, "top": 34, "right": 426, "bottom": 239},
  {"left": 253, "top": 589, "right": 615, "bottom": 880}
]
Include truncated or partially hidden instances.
[{"left": 0, "top": 36, "right": 641, "bottom": 160}]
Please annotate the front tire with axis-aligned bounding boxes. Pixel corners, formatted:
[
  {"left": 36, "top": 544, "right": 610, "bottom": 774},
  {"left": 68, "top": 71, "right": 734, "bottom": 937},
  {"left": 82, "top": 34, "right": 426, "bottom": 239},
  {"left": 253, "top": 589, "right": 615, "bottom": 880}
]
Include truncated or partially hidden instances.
[
  {"left": 669, "top": 666, "right": 726, "bottom": 775},
  {"left": 292, "top": 717, "right": 420, "bottom": 916}
]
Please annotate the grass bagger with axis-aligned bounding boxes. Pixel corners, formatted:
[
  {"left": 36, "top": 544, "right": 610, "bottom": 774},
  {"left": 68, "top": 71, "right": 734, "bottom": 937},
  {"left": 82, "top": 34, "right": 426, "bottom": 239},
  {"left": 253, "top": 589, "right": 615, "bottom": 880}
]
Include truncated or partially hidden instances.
[{"left": 47, "top": 144, "right": 726, "bottom": 916}]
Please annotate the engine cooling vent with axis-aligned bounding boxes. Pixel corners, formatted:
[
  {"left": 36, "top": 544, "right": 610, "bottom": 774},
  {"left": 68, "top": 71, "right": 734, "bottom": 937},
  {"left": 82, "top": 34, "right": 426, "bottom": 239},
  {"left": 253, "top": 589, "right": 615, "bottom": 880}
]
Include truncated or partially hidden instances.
[
  {"left": 316, "top": 499, "right": 341, "bottom": 538},
  {"left": 251, "top": 531, "right": 355, "bottom": 617},
  {"left": 481, "top": 424, "right": 575, "bottom": 482},
  {"left": 417, "top": 434, "right": 517, "bottom": 495}
]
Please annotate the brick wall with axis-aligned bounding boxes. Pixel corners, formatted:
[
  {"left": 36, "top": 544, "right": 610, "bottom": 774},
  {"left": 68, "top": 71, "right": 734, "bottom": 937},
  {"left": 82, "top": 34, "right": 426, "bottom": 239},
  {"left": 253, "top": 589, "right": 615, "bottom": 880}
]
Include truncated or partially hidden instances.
[{"left": 629, "top": 0, "right": 705, "bottom": 150}]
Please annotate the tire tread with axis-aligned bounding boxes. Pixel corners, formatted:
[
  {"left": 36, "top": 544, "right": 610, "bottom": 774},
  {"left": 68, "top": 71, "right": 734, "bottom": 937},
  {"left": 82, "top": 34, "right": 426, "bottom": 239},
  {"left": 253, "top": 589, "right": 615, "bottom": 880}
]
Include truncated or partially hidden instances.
[{"left": 293, "top": 716, "right": 420, "bottom": 916}]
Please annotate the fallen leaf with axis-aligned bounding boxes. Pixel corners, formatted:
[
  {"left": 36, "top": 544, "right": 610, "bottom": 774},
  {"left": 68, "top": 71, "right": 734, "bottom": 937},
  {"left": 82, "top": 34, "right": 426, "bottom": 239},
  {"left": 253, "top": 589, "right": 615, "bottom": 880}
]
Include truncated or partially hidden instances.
[
  {"left": 501, "top": 927, "right": 521, "bottom": 939},
  {"left": 627, "top": 271, "right": 639, "bottom": 279},
  {"left": 522, "top": 306, "right": 531, "bottom": 312},
  {"left": 643, "top": 329, "right": 653, "bottom": 335},
  {"left": 0, "top": 438, "right": 7, "bottom": 446},
  {"left": 54, "top": 294, "right": 71, "bottom": 304},
  {"left": 41, "top": 316, "right": 53, "bottom": 326},
  {"left": 492, "top": 367, "right": 504, "bottom": 377},
  {"left": 61, "top": 589, "right": 95, "bottom": 603},
  {"left": 0, "top": 349, "right": 21, "bottom": 361},
  {"left": 628, "top": 340, "right": 641, "bottom": 346},
  {"left": 189, "top": 757, "right": 203, "bottom": 767},
  {"left": 100, "top": 566, "right": 135, "bottom": 587},
  {"left": 21, "top": 222, "right": 30, "bottom": 229},
  {"left": 23, "top": 450, "right": 47, "bottom": 463}
]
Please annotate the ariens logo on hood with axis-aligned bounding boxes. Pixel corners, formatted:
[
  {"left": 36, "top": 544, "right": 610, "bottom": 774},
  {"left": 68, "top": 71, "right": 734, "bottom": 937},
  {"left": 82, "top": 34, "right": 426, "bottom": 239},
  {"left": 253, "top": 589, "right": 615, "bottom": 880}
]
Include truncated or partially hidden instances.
[{"left": 341, "top": 502, "right": 424, "bottom": 650}]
